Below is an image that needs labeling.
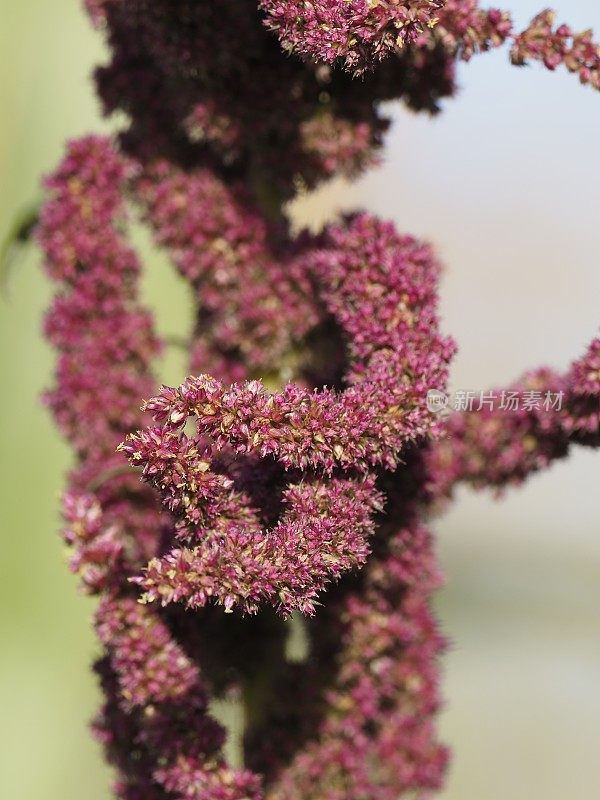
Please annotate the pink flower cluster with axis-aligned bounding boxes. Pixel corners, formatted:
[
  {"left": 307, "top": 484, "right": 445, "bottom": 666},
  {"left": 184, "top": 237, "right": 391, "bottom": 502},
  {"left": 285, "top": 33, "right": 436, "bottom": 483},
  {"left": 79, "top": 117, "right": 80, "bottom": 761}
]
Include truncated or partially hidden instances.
[
  {"left": 262, "top": 1, "right": 600, "bottom": 87},
  {"left": 134, "top": 163, "right": 319, "bottom": 380},
  {"left": 37, "top": 3, "right": 599, "bottom": 800},
  {"left": 512, "top": 10, "right": 600, "bottom": 89},
  {"left": 117, "top": 212, "right": 453, "bottom": 619},
  {"left": 426, "top": 341, "right": 600, "bottom": 497},
  {"left": 38, "top": 137, "right": 166, "bottom": 596},
  {"left": 86, "top": 0, "right": 469, "bottom": 191},
  {"left": 261, "top": 0, "right": 513, "bottom": 73},
  {"left": 93, "top": 597, "right": 262, "bottom": 800},
  {"left": 260, "top": 0, "right": 445, "bottom": 71}
]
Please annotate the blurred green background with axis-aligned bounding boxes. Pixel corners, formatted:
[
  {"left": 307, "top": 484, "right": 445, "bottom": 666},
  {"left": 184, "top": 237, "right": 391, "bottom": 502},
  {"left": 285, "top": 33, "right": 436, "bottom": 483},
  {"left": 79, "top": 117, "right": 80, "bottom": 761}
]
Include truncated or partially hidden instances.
[
  {"left": 0, "top": 3, "right": 110, "bottom": 799},
  {"left": 1, "top": 2, "right": 599, "bottom": 799}
]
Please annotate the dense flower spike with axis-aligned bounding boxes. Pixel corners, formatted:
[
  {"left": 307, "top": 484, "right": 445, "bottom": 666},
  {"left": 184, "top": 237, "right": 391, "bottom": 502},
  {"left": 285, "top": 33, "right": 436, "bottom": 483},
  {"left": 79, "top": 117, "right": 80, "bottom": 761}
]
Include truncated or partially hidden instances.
[
  {"left": 261, "top": 0, "right": 514, "bottom": 73},
  {"left": 260, "top": 0, "right": 445, "bottom": 73},
  {"left": 95, "top": 596, "right": 201, "bottom": 708},
  {"left": 38, "top": 136, "right": 161, "bottom": 456},
  {"left": 425, "top": 368, "right": 568, "bottom": 495},
  {"left": 134, "top": 163, "right": 320, "bottom": 378},
  {"left": 39, "top": 137, "right": 262, "bottom": 798},
  {"left": 434, "top": 1, "right": 512, "bottom": 60},
  {"left": 262, "top": 0, "right": 600, "bottom": 92},
  {"left": 61, "top": 491, "right": 125, "bottom": 593},
  {"left": 131, "top": 476, "right": 383, "bottom": 615},
  {"left": 133, "top": 214, "right": 454, "bottom": 475},
  {"left": 263, "top": 506, "right": 449, "bottom": 800},
  {"left": 512, "top": 10, "right": 600, "bottom": 90},
  {"left": 38, "top": 2, "right": 599, "bottom": 800},
  {"left": 85, "top": 0, "right": 466, "bottom": 193},
  {"left": 94, "top": 596, "right": 262, "bottom": 800},
  {"left": 564, "top": 337, "right": 600, "bottom": 444},
  {"left": 38, "top": 136, "right": 166, "bottom": 594},
  {"left": 425, "top": 337, "right": 600, "bottom": 497},
  {"left": 120, "top": 214, "right": 453, "bottom": 613}
]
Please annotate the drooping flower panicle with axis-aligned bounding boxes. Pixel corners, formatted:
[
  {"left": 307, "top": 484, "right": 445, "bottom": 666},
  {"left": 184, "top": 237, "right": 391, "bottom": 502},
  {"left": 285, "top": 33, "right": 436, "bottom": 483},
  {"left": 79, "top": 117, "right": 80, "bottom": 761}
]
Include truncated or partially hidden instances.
[{"left": 36, "top": 2, "right": 600, "bottom": 800}]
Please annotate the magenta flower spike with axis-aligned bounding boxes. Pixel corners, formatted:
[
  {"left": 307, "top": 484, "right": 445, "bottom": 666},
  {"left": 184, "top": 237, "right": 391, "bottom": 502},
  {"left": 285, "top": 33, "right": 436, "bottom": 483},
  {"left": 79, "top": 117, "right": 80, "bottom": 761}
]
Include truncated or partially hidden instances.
[{"left": 35, "top": 3, "right": 599, "bottom": 799}]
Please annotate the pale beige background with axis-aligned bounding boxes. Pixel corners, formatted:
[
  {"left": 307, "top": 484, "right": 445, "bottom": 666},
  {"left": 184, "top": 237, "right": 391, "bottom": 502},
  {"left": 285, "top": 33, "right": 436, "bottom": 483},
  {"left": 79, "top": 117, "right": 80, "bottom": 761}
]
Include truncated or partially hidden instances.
[{"left": 1, "top": 2, "right": 599, "bottom": 798}]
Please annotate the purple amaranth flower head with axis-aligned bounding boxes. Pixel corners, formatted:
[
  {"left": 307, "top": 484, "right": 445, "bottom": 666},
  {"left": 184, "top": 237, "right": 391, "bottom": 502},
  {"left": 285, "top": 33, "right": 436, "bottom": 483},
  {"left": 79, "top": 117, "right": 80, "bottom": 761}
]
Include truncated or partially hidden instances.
[
  {"left": 85, "top": 0, "right": 464, "bottom": 193},
  {"left": 258, "top": 508, "right": 449, "bottom": 800},
  {"left": 512, "top": 10, "right": 600, "bottom": 89},
  {"left": 561, "top": 336, "right": 600, "bottom": 445},
  {"left": 36, "top": 3, "right": 600, "bottom": 799},
  {"left": 93, "top": 595, "right": 262, "bottom": 800},
  {"left": 425, "top": 339, "right": 600, "bottom": 499},
  {"left": 120, "top": 212, "right": 454, "bottom": 614},
  {"left": 38, "top": 136, "right": 162, "bottom": 456},
  {"left": 261, "top": 0, "right": 514, "bottom": 73},
  {"left": 133, "top": 162, "right": 320, "bottom": 379},
  {"left": 260, "top": 0, "right": 445, "bottom": 73}
]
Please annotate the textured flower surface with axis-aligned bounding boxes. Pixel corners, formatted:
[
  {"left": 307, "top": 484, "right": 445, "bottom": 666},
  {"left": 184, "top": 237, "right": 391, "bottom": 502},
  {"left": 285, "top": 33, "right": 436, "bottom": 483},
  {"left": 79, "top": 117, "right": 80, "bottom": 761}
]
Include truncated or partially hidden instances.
[
  {"left": 512, "top": 10, "right": 600, "bottom": 89},
  {"left": 36, "top": 2, "right": 599, "bottom": 799},
  {"left": 260, "top": 0, "right": 445, "bottom": 72},
  {"left": 261, "top": 0, "right": 514, "bottom": 73}
]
